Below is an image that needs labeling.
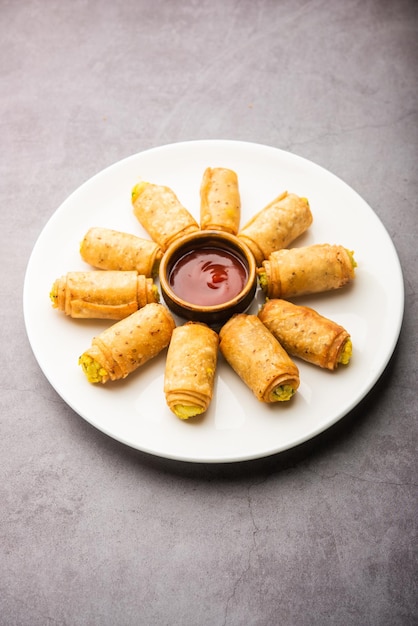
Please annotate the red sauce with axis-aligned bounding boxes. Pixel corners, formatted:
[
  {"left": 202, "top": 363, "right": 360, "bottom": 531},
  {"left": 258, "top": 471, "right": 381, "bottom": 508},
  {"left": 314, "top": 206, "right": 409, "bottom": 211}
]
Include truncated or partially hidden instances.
[{"left": 169, "top": 247, "right": 248, "bottom": 306}]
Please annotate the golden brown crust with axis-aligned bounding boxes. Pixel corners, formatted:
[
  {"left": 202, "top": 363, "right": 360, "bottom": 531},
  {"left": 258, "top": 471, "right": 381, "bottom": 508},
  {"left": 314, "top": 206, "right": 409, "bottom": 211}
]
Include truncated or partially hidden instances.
[
  {"left": 132, "top": 181, "right": 199, "bottom": 251},
  {"left": 51, "top": 270, "right": 158, "bottom": 320},
  {"left": 200, "top": 167, "right": 241, "bottom": 234},
  {"left": 79, "top": 227, "right": 162, "bottom": 277},
  {"left": 259, "top": 244, "right": 355, "bottom": 299},
  {"left": 238, "top": 192, "right": 312, "bottom": 265},
  {"left": 258, "top": 299, "right": 351, "bottom": 370},
  {"left": 80, "top": 303, "right": 176, "bottom": 382},
  {"left": 219, "top": 314, "right": 299, "bottom": 402},
  {"left": 164, "top": 322, "right": 219, "bottom": 418}
]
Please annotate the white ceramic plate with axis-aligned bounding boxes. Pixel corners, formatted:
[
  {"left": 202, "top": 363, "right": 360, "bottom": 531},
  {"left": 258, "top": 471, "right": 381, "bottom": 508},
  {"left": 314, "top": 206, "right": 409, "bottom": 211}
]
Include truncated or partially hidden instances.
[{"left": 23, "top": 140, "right": 404, "bottom": 463}]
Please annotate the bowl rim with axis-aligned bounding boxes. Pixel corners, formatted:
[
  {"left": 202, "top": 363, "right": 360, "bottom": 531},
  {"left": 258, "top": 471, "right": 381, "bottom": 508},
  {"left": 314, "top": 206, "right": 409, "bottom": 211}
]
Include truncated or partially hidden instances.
[{"left": 159, "top": 229, "right": 257, "bottom": 314}]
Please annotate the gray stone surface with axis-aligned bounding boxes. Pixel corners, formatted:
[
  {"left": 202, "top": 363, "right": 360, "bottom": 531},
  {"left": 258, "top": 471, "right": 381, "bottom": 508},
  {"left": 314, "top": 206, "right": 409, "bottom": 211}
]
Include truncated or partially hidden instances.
[{"left": 2, "top": 0, "right": 417, "bottom": 624}]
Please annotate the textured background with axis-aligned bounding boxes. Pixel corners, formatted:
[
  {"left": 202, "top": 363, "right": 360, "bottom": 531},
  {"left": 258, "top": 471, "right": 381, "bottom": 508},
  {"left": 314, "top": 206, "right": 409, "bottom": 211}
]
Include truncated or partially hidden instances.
[{"left": 2, "top": 1, "right": 417, "bottom": 624}]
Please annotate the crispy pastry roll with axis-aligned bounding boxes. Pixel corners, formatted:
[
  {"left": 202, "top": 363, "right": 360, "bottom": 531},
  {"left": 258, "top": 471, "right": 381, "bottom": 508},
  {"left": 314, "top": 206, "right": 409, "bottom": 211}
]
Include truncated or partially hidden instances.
[
  {"left": 200, "top": 167, "right": 241, "bottom": 234},
  {"left": 79, "top": 303, "right": 176, "bottom": 384},
  {"left": 238, "top": 192, "right": 312, "bottom": 265},
  {"left": 258, "top": 244, "right": 356, "bottom": 299},
  {"left": 164, "top": 322, "right": 219, "bottom": 420},
  {"left": 50, "top": 270, "right": 159, "bottom": 320},
  {"left": 219, "top": 314, "right": 299, "bottom": 403},
  {"left": 131, "top": 181, "right": 199, "bottom": 251},
  {"left": 258, "top": 299, "right": 352, "bottom": 370},
  {"left": 80, "top": 227, "right": 162, "bottom": 277}
]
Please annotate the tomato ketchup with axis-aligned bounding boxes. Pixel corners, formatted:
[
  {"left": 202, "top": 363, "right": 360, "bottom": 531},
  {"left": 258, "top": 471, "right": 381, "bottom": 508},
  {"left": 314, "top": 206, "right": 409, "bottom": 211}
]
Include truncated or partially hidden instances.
[{"left": 168, "top": 247, "right": 248, "bottom": 306}]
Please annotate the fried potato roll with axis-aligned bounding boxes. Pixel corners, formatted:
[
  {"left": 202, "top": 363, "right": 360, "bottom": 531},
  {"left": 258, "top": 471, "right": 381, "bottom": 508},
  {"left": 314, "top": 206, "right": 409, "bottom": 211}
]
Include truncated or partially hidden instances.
[
  {"left": 258, "top": 244, "right": 356, "bottom": 299},
  {"left": 79, "top": 303, "right": 176, "bottom": 384},
  {"left": 80, "top": 227, "right": 162, "bottom": 277},
  {"left": 219, "top": 314, "right": 299, "bottom": 403},
  {"left": 50, "top": 270, "right": 159, "bottom": 320},
  {"left": 200, "top": 167, "right": 241, "bottom": 234},
  {"left": 131, "top": 181, "right": 199, "bottom": 251},
  {"left": 164, "top": 322, "right": 219, "bottom": 420},
  {"left": 258, "top": 299, "right": 352, "bottom": 370},
  {"left": 238, "top": 192, "right": 313, "bottom": 265}
]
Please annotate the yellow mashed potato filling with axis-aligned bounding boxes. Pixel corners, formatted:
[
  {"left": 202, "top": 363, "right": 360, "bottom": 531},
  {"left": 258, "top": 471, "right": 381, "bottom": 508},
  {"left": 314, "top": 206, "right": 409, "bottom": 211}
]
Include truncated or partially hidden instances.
[
  {"left": 338, "top": 338, "right": 352, "bottom": 366},
  {"left": 79, "top": 354, "right": 108, "bottom": 384},
  {"left": 49, "top": 283, "right": 58, "bottom": 307},
  {"left": 346, "top": 249, "right": 357, "bottom": 269},
  {"left": 131, "top": 181, "right": 149, "bottom": 203},
  {"left": 258, "top": 271, "right": 268, "bottom": 293},
  {"left": 151, "top": 283, "right": 160, "bottom": 302},
  {"left": 272, "top": 384, "right": 295, "bottom": 402},
  {"left": 173, "top": 405, "right": 205, "bottom": 420}
]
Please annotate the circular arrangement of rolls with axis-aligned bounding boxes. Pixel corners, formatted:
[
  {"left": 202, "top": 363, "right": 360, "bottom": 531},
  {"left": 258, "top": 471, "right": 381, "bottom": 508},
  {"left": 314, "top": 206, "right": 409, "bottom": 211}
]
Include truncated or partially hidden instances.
[{"left": 50, "top": 166, "right": 357, "bottom": 419}]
